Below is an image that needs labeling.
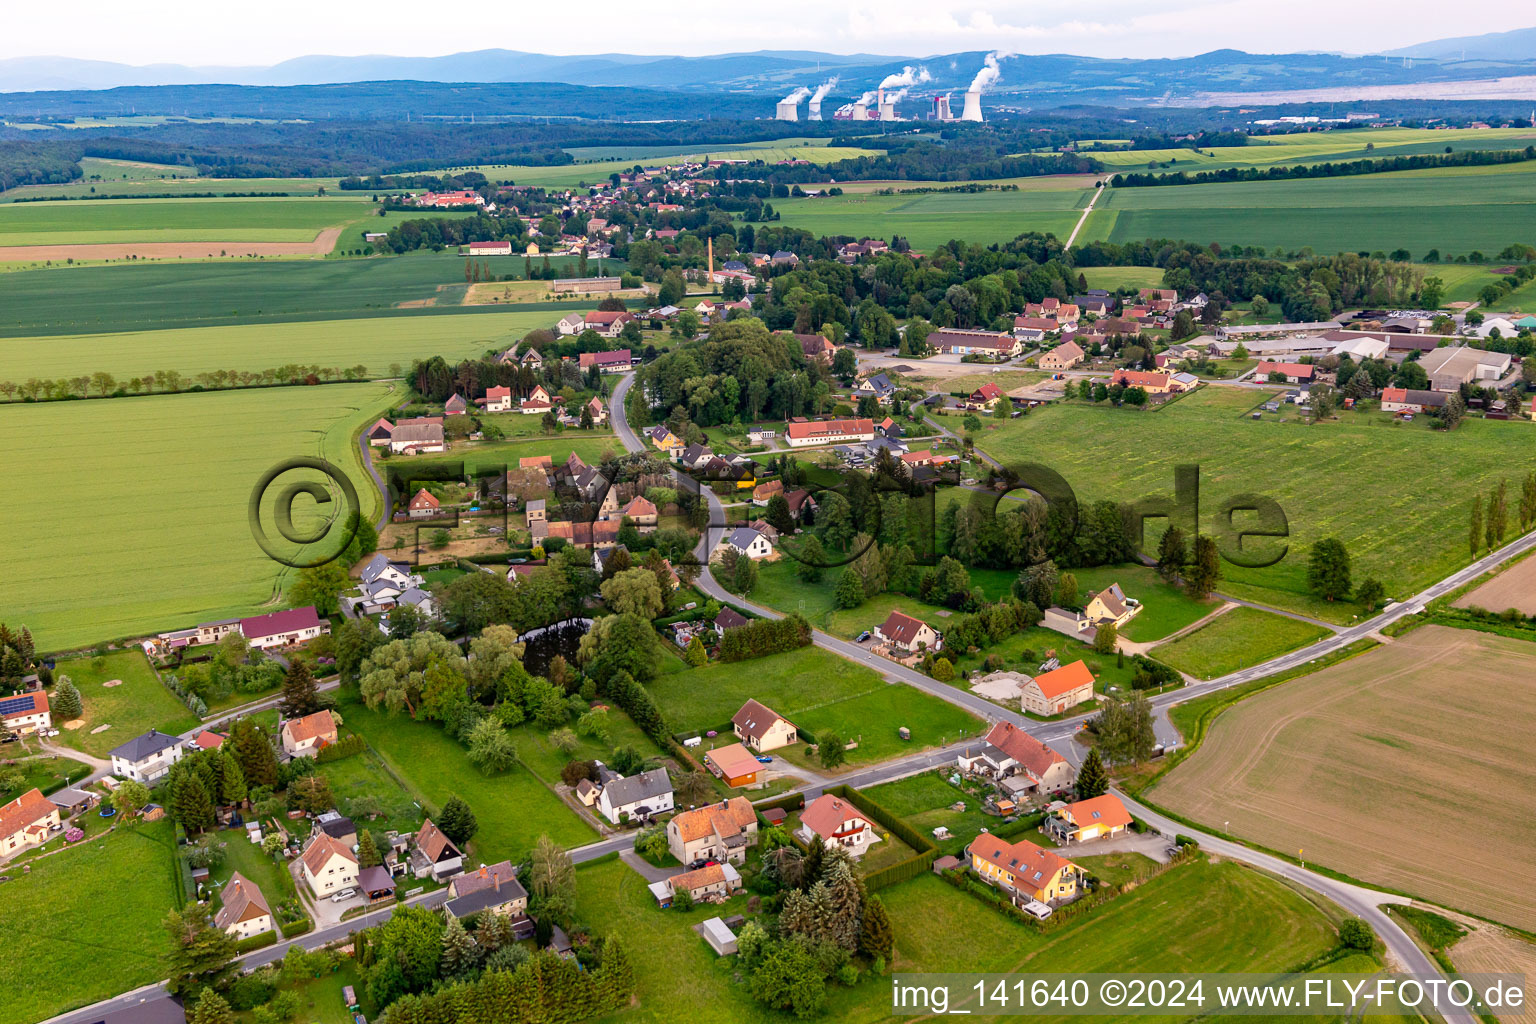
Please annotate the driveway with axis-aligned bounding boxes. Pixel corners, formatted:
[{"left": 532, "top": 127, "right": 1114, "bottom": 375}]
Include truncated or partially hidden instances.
[
  {"left": 1060, "top": 830, "right": 1174, "bottom": 865},
  {"left": 620, "top": 850, "right": 681, "bottom": 884},
  {"left": 289, "top": 858, "right": 366, "bottom": 929}
]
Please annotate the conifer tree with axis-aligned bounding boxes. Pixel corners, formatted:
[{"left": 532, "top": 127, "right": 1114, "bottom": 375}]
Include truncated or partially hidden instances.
[
  {"left": 51, "top": 676, "right": 83, "bottom": 720},
  {"left": 279, "top": 660, "right": 322, "bottom": 717},
  {"left": 439, "top": 914, "right": 479, "bottom": 979},
  {"left": 357, "top": 829, "right": 381, "bottom": 868},
  {"left": 858, "top": 894, "right": 895, "bottom": 961},
  {"left": 218, "top": 752, "right": 247, "bottom": 807},
  {"left": 1076, "top": 747, "right": 1109, "bottom": 799},
  {"left": 174, "top": 772, "right": 215, "bottom": 834}
]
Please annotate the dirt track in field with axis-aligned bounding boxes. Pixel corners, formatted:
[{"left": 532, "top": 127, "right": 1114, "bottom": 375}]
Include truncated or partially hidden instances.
[
  {"left": 1454, "top": 556, "right": 1536, "bottom": 616},
  {"left": 0, "top": 227, "right": 344, "bottom": 262},
  {"left": 1151, "top": 625, "right": 1536, "bottom": 931}
]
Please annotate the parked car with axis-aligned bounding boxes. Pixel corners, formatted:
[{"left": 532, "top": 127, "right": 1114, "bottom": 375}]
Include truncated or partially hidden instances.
[
  {"left": 331, "top": 888, "right": 358, "bottom": 903},
  {"left": 855, "top": 631, "right": 871, "bottom": 643},
  {"left": 755, "top": 756, "right": 773, "bottom": 764}
]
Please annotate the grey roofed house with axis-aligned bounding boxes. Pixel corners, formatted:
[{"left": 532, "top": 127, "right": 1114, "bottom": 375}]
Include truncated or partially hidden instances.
[
  {"left": 316, "top": 813, "right": 356, "bottom": 841},
  {"left": 680, "top": 442, "right": 713, "bottom": 467},
  {"left": 389, "top": 422, "right": 445, "bottom": 446},
  {"left": 445, "top": 876, "right": 531, "bottom": 920},
  {"left": 865, "top": 436, "right": 907, "bottom": 456},
  {"left": 396, "top": 587, "right": 434, "bottom": 609},
  {"left": 727, "top": 526, "right": 766, "bottom": 550},
  {"left": 715, "top": 607, "right": 750, "bottom": 631},
  {"left": 360, "top": 553, "right": 401, "bottom": 583},
  {"left": 598, "top": 767, "right": 672, "bottom": 812},
  {"left": 110, "top": 729, "right": 181, "bottom": 763}
]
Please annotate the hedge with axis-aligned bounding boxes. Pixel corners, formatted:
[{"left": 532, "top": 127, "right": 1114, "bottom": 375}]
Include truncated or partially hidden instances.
[
  {"left": 236, "top": 931, "right": 279, "bottom": 954},
  {"left": 753, "top": 791, "right": 807, "bottom": 818},
  {"left": 717, "top": 613, "right": 813, "bottom": 662},
  {"left": 279, "top": 916, "right": 313, "bottom": 938},
  {"left": 316, "top": 734, "right": 366, "bottom": 764},
  {"left": 823, "top": 784, "right": 936, "bottom": 891},
  {"left": 987, "top": 811, "right": 1046, "bottom": 841}
]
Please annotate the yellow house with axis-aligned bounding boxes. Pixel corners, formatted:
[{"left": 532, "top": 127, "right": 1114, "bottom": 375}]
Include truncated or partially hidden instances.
[
  {"left": 1046, "top": 794, "right": 1134, "bottom": 844},
  {"left": 1083, "top": 583, "right": 1139, "bottom": 629},
  {"left": 970, "top": 835, "right": 1081, "bottom": 905}
]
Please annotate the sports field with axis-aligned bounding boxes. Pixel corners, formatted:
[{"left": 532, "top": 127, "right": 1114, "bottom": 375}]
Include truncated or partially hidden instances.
[
  {"left": 1151, "top": 625, "right": 1536, "bottom": 931},
  {"left": 1093, "top": 162, "right": 1536, "bottom": 256},
  {"left": 0, "top": 195, "right": 375, "bottom": 246},
  {"left": 0, "top": 251, "right": 607, "bottom": 335},
  {"left": 773, "top": 184, "right": 1090, "bottom": 251},
  {"left": 6, "top": 382, "right": 394, "bottom": 649},
  {"left": 975, "top": 386, "right": 1535, "bottom": 622},
  {"left": 0, "top": 308, "right": 555, "bottom": 380}
]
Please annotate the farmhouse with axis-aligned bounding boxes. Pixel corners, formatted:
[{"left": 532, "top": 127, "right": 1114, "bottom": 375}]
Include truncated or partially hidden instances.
[
  {"left": 962, "top": 383, "right": 1004, "bottom": 410},
  {"left": 731, "top": 699, "right": 798, "bottom": 753},
  {"left": 595, "top": 767, "right": 674, "bottom": 825},
  {"left": 1419, "top": 346, "right": 1512, "bottom": 391},
  {"left": 300, "top": 832, "right": 358, "bottom": 898},
  {"left": 445, "top": 862, "right": 533, "bottom": 934},
  {"left": 784, "top": 418, "right": 876, "bottom": 447},
  {"left": 703, "top": 743, "right": 761, "bottom": 787},
  {"left": 957, "top": 721, "right": 1075, "bottom": 794},
  {"left": 213, "top": 872, "right": 274, "bottom": 940},
  {"left": 519, "top": 384, "right": 555, "bottom": 414},
  {"left": 667, "top": 797, "right": 759, "bottom": 865},
  {"left": 1046, "top": 794, "right": 1134, "bottom": 844},
  {"left": 581, "top": 311, "right": 635, "bottom": 339},
  {"left": 971, "top": 835, "right": 1081, "bottom": 906},
  {"left": 444, "top": 394, "right": 469, "bottom": 416},
  {"left": 387, "top": 422, "right": 446, "bottom": 455},
  {"left": 578, "top": 349, "right": 635, "bottom": 373},
  {"left": 110, "top": 729, "right": 183, "bottom": 783},
  {"left": 240, "top": 607, "right": 327, "bottom": 650},
  {"left": 280, "top": 711, "right": 338, "bottom": 757},
  {"left": 795, "top": 333, "right": 838, "bottom": 362},
  {"left": 796, "top": 794, "right": 879, "bottom": 857},
  {"left": 0, "top": 690, "right": 51, "bottom": 735},
  {"left": 930, "top": 328, "right": 1022, "bottom": 358},
  {"left": 482, "top": 386, "right": 513, "bottom": 413},
  {"left": 1038, "top": 341, "right": 1084, "bottom": 371},
  {"left": 411, "top": 819, "right": 465, "bottom": 881},
  {"left": 1380, "top": 387, "right": 1450, "bottom": 413},
  {"left": 1083, "top": 583, "right": 1140, "bottom": 628},
  {"left": 618, "top": 495, "right": 658, "bottom": 528},
  {"left": 407, "top": 489, "right": 440, "bottom": 519},
  {"left": 1019, "top": 660, "right": 1096, "bottom": 717},
  {"left": 365, "top": 417, "right": 394, "bottom": 446},
  {"left": 1111, "top": 369, "right": 1173, "bottom": 394},
  {"left": 1255, "top": 361, "right": 1315, "bottom": 384},
  {"left": 875, "top": 610, "right": 941, "bottom": 653},
  {"left": 1, "top": 787, "right": 60, "bottom": 856},
  {"left": 460, "top": 240, "right": 512, "bottom": 256}
]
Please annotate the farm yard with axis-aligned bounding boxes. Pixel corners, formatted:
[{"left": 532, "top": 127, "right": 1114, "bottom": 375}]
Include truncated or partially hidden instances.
[
  {"left": 1151, "top": 625, "right": 1536, "bottom": 931},
  {"left": 6, "top": 382, "right": 393, "bottom": 649},
  {"left": 52, "top": 650, "right": 199, "bottom": 758},
  {"left": 1453, "top": 555, "right": 1536, "bottom": 616},
  {"left": 1153, "top": 607, "right": 1330, "bottom": 679},
  {"left": 975, "top": 386, "right": 1536, "bottom": 622},
  {"left": 0, "top": 821, "right": 181, "bottom": 1024}
]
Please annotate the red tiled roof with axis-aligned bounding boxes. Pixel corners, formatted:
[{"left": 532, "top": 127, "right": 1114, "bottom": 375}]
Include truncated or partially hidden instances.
[
  {"left": 785, "top": 418, "right": 874, "bottom": 440},
  {"left": 1032, "top": 660, "right": 1094, "bottom": 700},
  {"left": 0, "top": 787, "right": 56, "bottom": 842},
  {"left": 983, "top": 721, "right": 1067, "bottom": 778},
  {"left": 799, "top": 794, "right": 870, "bottom": 840},
  {"left": 239, "top": 607, "right": 322, "bottom": 641},
  {"left": 878, "top": 610, "right": 932, "bottom": 646}
]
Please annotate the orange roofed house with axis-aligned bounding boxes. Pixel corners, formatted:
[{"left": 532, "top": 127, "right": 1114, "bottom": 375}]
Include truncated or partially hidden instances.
[
  {"left": 875, "top": 610, "right": 941, "bottom": 653},
  {"left": 1046, "top": 793, "right": 1134, "bottom": 844},
  {"left": 703, "top": 742, "right": 761, "bottom": 787},
  {"left": 957, "top": 721, "right": 1075, "bottom": 794},
  {"left": 1, "top": 787, "right": 61, "bottom": 856},
  {"left": 280, "top": 711, "right": 338, "bottom": 757},
  {"left": 666, "top": 796, "right": 759, "bottom": 865},
  {"left": 1019, "top": 660, "right": 1096, "bottom": 716},
  {"left": 796, "top": 793, "right": 879, "bottom": 858},
  {"left": 971, "top": 834, "right": 1081, "bottom": 907}
]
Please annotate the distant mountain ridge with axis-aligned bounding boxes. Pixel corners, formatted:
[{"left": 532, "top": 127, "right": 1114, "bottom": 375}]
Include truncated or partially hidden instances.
[{"left": 1382, "top": 26, "right": 1536, "bottom": 61}]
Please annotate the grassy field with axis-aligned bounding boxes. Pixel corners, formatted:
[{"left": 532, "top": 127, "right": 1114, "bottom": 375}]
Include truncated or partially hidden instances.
[
  {"left": 0, "top": 820, "right": 181, "bottom": 1024},
  {"left": 975, "top": 385, "right": 1535, "bottom": 622},
  {"left": 316, "top": 746, "right": 426, "bottom": 838},
  {"left": 1093, "top": 161, "right": 1536, "bottom": 256},
  {"left": 1085, "top": 127, "right": 1536, "bottom": 170},
  {"left": 54, "top": 650, "right": 199, "bottom": 757},
  {"left": 514, "top": 711, "right": 666, "bottom": 791},
  {"left": 1152, "top": 624, "right": 1536, "bottom": 931},
  {"left": 773, "top": 186, "right": 1090, "bottom": 251},
  {"left": 649, "top": 646, "right": 981, "bottom": 763},
  {"left": 1062, "top": 564, "right": 1220, "bottom": 643},
  {"left": 0, "top": 196, "right": 375, "bottom": 246},
  {"left": 748, "top": 558, "right": 1016, "bottom": 635},
  {"left": 864, "top": 770, "right": 1003, "bottom": 856},
  {"left": 8, "top": 382, "right": 393, "bottom": 650},
  {"left": 342, "top": 698, "right": 597, "bottom": 861},
  {"left": 1153, "top": 607, "right": 1330, "bottom": 679},
  {"left": 1077, "top": 266, "right": 1165, "bottom": 291},
  {"left": 0, "top": 307, "right": 556, "bottom": 378}
]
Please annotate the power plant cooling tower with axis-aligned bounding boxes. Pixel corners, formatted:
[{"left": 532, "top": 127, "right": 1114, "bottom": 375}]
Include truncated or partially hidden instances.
[
  {"left": 960, "top": 89, "right": 983, "bottom": 122},
  {"left": 807, "top": 99, "right": 822, "bottom": 120},
  {"left": 852, "top": 102, "right": 869, "bottom": 120},
  {"left": 878, "top": 101, "right": 896, "bottom": 121},
  {"left": 775, "top": 100, "right": 799, "bottom": 121}
]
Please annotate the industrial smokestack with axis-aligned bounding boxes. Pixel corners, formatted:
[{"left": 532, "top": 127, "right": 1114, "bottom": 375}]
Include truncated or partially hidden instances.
[
  {"left": 934, "top": 93, "right": 952, "bottom": 121},
  {"left": 960, "top": 89, "right": 983, "bottom": 122},
  {"left": 808, "top": 77, "right": 838, "bottom": 121}
]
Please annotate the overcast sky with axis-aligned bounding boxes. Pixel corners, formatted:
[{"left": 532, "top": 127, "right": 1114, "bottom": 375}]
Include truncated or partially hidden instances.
[{"left": 2, "top": 0, "right": 1525, "bottom": 65}]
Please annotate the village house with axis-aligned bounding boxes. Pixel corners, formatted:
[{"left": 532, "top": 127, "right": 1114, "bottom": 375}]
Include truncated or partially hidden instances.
[
  {"left": 445, "top": 862, "right": 533, "bottom": 935},
  {"left": 1380, "top": 387, "right": 1450, "bottom": 414},
  {"left": 1038, "top": 341, "right": 1085, "bottom": 372},
  {"left": 653, "top": 862, "right": 743, "bottom": 906},
  {"left": 785, "top": 488, "right": 819, "bottom": 520},
  {"left": 795, "top": 333, "right": 838, "bottom": 363},
  {"left": 962, "top": 382, "right": 1005, "bottom": 411},
  {"left": 578, "top": 349, "right": 635, "bottom": 374},
  {"left": 1083, "top": 583, "right": 1141, "bottom": 629},
  {"left": 1110, "top": 369, "right": 1175, "bottom": 394},
  {"left": 214, "top": 872, "right": 274, "bottom": 940},
  {"left": 703, "top": 743, "right": 762, "bottom": 788},
  {"left": 365, "top": 417, "right": 395, "bottom": 446},
  {"left": 751, "top": 479, "right": 784, "bottom": 507},
  {"left": 482, "top": 386, "right": 513, "bottom": 413},
  {"left": 300, "top": 831, "right": 358, "bottom": 898},
  {"left": 930, "top": 328, "right": 1023, "bottom": 358},
  {"left": 411, "top": 819, "right": 465, "bottom": 881},
  {"left": 1, "top": 787, "right": 60, "bottom": 856},
  {"left": 110, "top": 729, "right": 184, "bottom": 783},
  {"left": 581, "top": 311, "right": 635, "bottom": 339},
  {"left": 240, "top": 607, "right": 327, "bottom": 650},
  {"left": 387, "top": 421, "right": 446, "bottom": 455},
  {"left": 724, "top": 526, "right": 774, "bottom": 560},
  {"left": 584, "top": 395, "right": 609, "bottom": 425},
  {"left": 280, "top": 710, "right": 339, "bottom": 757},
  {"left": 444, "top": 394, "right": 469, "bottom": 416},
  {"left": 519, "top": 384, "right": 555, "bottom": 414},
  {"left": 853, "top": 373, "right": 897, "bottom": 406},
  {"left": 1019, "top": 661, "right": 1096, "bottom": 717},
  {"left": 1046, "top": 793, "right": 1134, "bottom": 844},
  {"left": 1255, "top": 361, "right": 1316, "bottom": 384},
  {"left": 596, "top": 768, "right": 674, "bottom": 825},
  {"left": 618, "top": 495, "right": 658, "bottom": 528},
  {"left": 191, "top": 730, "right": 226, "bottom": 751},
  {"left": 556, "top": 313, "right": 586, "bottom": 336},
  {"left": 971, "top": 835, "right": 1081, "bottom": 906},
  {"left": 875, "top": 610, "right": 941, "bottom": 653},
  {"left": 784, "top": 418, "right": 876, "bottom": 448},
  {"left": 407, "top": 488, "right": 440, "bottom": 519},
  {"left": 1, "top": 690, "right": 51, "bottom": 735},
  {"left": 666, "top": 797, "right": 759, "bottom": 865},
  {"left": 714, "top": 607, "right": 750, "bottom": 636},
  {"left": 796, "top": 794, "right": 879, "bottom": 857},
  {"left": 731, "top": 699, "right": 798, "bottom": 753},
  {"left": 957, "top": 721, "right": 1075, "bottom": 794},
  {"left": 314, "top": 811, "right": 356, "bottom": 847}
]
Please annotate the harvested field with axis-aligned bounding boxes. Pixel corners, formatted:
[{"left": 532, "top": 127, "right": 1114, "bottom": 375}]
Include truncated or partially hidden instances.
[
  {"left": 1453, "top": 555, "right": 1536, "bottom": 616},
  {"left": 1152, "top": 625, "right": 1536, "bottom": 930},
  {"left": 1448, "top": 918, "right": 1536, "bottom": 1024},
  {"left": 0, "top": 227, "right": 344, "bottom": 262}
]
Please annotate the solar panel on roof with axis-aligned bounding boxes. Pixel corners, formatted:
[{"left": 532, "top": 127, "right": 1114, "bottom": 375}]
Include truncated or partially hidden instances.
[{"left": 0, "top": 695, "right": 39, "bottom": 716}]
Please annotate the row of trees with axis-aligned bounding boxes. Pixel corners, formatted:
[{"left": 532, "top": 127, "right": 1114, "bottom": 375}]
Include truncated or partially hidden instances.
[{"left": 0, "top": 364, "right": 371, "bottom": 404}]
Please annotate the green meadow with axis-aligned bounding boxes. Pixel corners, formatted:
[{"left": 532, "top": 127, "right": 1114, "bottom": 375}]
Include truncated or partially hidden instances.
[
  {"left": 773, "top": 185, "right": 1090, "bottom": 251},
  {"left": 0, "top": 195, "right": 376, "bottom": 245},
  {"left": 440, "top": 139, "right": 883, "bottom": 188},
  {"left": 6, "top": 382, "right": 394, "bottom": 649},
  {"left": 1084, "top": 126, "right": 1536, "bottom": 170},
  {"left": 976, "top": 386, "right": 1535, "bottom": 622}
]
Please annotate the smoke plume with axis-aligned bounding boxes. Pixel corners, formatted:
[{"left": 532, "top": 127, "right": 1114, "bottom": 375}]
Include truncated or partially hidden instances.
[
  {"left": 969, "top": 51, "right": 1012, "bottom": 93},
  {"left": 810, "top": 77, "right": 839, "bottom": 103},
  {"left": 879, "top": 65, "right": 932, "bottom": 90},
  {"left": 780, "top": 86, "right": 811, "bottom": 105}
]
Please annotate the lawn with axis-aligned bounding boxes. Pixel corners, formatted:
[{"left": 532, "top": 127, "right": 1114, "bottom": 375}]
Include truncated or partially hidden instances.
[
  {"left": 1091, "top": 160, "right": 1536, "bottom": 256},
  {"left": 1067, "top": 564, "right": 1220, "bottom": 643},
  {"left": 314, "top": 747, "right": 424, "bottom": 838},
  {"left": 975, "top": 385, "right": 1535, "bottom": 622},
  {"left": 863, "top": 769, "right": 1002, "bottom": 856},
  {"left": 342, "top": 698, "right": 597, "bottom": 862},
  {"left": 0, "top": 195, "right": 376, "bottom": 246},
  {"left": 774, "top": 186, "right": 1091, "bottom": 252},
  {"left": 0, "top": 821, "right": 181, "bottom": 1024},
  {"left": 749, "top": 558, "right": 1016, "bottom": 635},
  {"left": 54, "top": 650, "right": 199, "bottom": 758},
  {"left": 211, "top": 824, "right": 300, "bottom": 924},
  {"left": 7, "top": 383, "right": 395, "bottom": 650},
  {"left": 513, "top": 709, "right": 667, "bottom": 790},
  {"left": 1072, "top": 850, "right": 1161, "bottom": 886},
  {"left": 1153, "top": 607, "right": 1329, "bottom": 680},
  {"left": 779, "top": 681, "right": 982, "bottom": 770},
  {"left": 0, "top": 754, "right": 91, "bottom": 800}
]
